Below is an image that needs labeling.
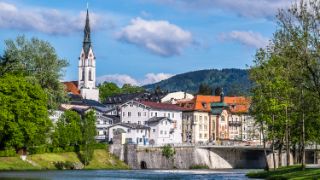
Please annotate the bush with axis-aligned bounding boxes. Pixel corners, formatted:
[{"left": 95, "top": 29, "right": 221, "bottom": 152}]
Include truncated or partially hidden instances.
[
  {"left": 64, "top": 146, "right": 75, "bottom": 152},
  {"left": 162, "top": 145, "right": 175, "bottom": 159},
  {"left": 51, "top": 147, "right": 64, "bottom": 153},
  {"left": 54, "top": 161, "right": 75, "bottom": 170},
  {"left": 28, "top": 146, "right": 47, "bottom": 154},
  {"left": 0, "top": 148, "right": 16, "bottom": 157},
  {"left": 189, "top": 164, "right": 209, "bottom": 169}
]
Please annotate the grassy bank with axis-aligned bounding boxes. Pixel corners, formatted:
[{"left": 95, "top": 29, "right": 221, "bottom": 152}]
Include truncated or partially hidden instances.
[
  {"left": 247, "top": 165, "right": 320, "bottom": 180},
  {"left": 0, "top": 149, "right": 129, "bottom": 171}
]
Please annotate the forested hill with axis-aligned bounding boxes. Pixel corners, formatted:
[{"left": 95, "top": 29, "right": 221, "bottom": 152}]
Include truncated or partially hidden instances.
[{"left": 143, "top": 69, "right": 252, "bottom": 96}]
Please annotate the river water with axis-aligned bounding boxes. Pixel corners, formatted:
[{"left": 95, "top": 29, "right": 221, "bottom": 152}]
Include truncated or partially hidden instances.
[{"left": 0, "top": 169, "right": 254, "bottom": 180}]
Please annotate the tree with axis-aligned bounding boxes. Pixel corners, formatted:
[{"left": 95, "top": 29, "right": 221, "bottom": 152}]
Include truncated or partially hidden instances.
[
  {"left": 250, "top": 0, "right": 320, "bottom": 170},
  {"left": 52, "top": 110, "right": 82, "bottom": 149},
  {"left": 121, "top": 84, "right": 144, "bottom": 94},
  {"left": 0, "top": 74, "right": 51, "bottom": 150},
  {"left": 80, "top": 110, "right": 96, "bottom": 165},
  {"left": 198, "top": 83, "right": 212, "bottom": 95},
  {"left": 0, "top": 36, "right": 69, "bottom": 109},
  {"left": 98, "top": 82, "right": 121, "bottom": 102}
]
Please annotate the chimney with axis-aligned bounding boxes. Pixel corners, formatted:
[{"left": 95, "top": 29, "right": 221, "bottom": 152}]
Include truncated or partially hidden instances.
[{"left": 184, "top": 92, "right": 187, "bottom": 99}]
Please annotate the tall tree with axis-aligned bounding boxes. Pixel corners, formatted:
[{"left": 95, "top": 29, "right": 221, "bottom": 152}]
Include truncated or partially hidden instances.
[
  {"left": 0, "top": 36, "right": 69, "bottom": 109},
  {"left": 80, "top": 110, "right": 96, "bottom": 165},
  {"left": 0, "top": 74, "right": 51, "bottom": 150},
  {"left": 198, "top": 83, "right": 212, "bottom": 95}
]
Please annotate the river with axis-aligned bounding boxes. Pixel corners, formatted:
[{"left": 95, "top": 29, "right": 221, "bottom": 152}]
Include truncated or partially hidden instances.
[{"left": 0, "top": 169, "right": 254, "bottom": 180}]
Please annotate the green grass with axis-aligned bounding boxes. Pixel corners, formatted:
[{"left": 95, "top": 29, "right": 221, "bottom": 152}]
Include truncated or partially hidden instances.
[
  {"left": 0, "top": 149, "right": 129, "bottom": 170},
  {"left": 189, "top": 164, "right": 210, "bottom": 169},
  {"left": 0, "top": 157, "right": 40, "bottom": 170},
  {"left": 247, "top": 165, "right": 320, "bottom": 180},
  {"left": 84, "top": 149, "right": 129, "bottom": 170}
]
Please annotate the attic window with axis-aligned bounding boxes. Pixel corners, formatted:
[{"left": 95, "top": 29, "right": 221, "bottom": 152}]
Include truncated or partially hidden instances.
[{"left": 202, "top": 102, "right": 207, "bottom": 108}]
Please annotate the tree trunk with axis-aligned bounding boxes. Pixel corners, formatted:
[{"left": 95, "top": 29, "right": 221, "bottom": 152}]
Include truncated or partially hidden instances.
[
  {"left": 278, "top": 140, "right": 283, "bottom": 167},
  {"left": 261, "top": 121, "right": 269, "bottom": 171},
  {"left": 286, "top": 106, "right": 290, "bottom": 166},
  {"left": 302, "top": 111, "right": 305, "bottom": 169},
  {"left": 272, "top": 114, "right": 276, "bottom": 170}
]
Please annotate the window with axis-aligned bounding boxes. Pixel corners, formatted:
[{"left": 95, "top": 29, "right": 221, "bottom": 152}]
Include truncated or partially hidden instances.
[
  {"left": 89, "top": 69, "right": 92, "bottom": 81},
  {"left": 127, "top": 121, "right": 130, "bottom": 123},
  {"left": 136, "top": 130, "right": 139, "bottom": 133},
  {"left": 194, "top": 115, "right": 197, "bottom": 122},
  {"left": 172, "top": 113, "right": 174, "bottom": 118},
  {"left": 160, "top": 130, "right": 163, "bottom": 134},
  {"left": 138, "top": 121, "right": 141, "bottom": 125},
  {"left": 123, "top": 112, "right": 125, "bottom": 117},
  {"left": 164, "top": 113, "right": 166, "bottom": 117},
  {"left": 165, "top": 121, "right": 167, "bottom": 125},
  {"left": 127, "top": 129, "right": 131, "bottom": 133},
  {"left": 204, "top": 133, "right": 207, "bottom": 138},
  {"left": 144, "top": 112, "right": 147, "bottom": 116},
  {"left": 200, "top": 116, "right": 202, "bottom": 121},
  {"left": 164, "top": 131, "right": 167, "bottom": 135},
  {"left": 155, "top": 112, "right": 157, "bottom": 117},
  {"left": 199, "top": 133, "right": 202, "bottom": 138},
  {"left": 139, "top": 138, "right": 142, "bottom": 142},
  {"left": 204, "top": 125, "right": 208, "bottom": 130},
  {"left": 153, "top": 129, "right": 156, "bottom": 133},
  {"left": 168, "top": 113, "right": 170, "bottom": 118},
  {"left": 128, "top": 112, "right": 131, "bottom": 117},
  {"left": 204, "top": 116, "right": 207, "bottom": 121},
  {"left": 151, "top": 112, "right": 153, "bottom": 116},
  {"left": 81, "top": 69, "right": 85, "bottom": 81},
  {"left": 221, "top": 116, "right": 225, "bottom": 121},
  {"left": 199, "top": 125, "right": 203, "bottom": 130},
  {"left": 138, "top": 112, "right": 141, "bottom": 117}
]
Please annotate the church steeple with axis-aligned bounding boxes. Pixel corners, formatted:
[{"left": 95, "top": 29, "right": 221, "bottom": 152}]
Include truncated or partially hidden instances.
[
  {"left": 78, "top": 5, "right": 99, "bottom": 102},
  {"left": 83, "top": 8, "right": 91, "bottom": 58}
]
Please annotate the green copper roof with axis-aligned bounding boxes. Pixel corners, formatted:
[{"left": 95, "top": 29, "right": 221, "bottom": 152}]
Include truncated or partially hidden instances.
[{"left": 211, "top": 102, "right": 228, "bottom": 107}]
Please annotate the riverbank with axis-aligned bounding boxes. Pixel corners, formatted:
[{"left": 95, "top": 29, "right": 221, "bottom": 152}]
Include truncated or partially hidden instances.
[
  {"left": 247, "top": 165, "right": 320, "bottom": 179},
  {"left": 0, "top": 149, "right": 129, "bottom": 171}
]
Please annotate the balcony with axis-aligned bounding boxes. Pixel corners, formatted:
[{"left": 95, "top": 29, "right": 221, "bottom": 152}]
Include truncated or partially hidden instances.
[
  {"left": 95, "top": 135, "right": 107, "bottom": 140},
  {"left": 228, "top": 121, "right": 242, "bottom": 126}
]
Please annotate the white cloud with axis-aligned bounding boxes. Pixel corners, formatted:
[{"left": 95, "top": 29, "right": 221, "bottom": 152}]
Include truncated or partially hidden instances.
[
  {"left": 152, "top": 0, "right": 292, "bottom": 19},
  {"left": 97, "top": 73, "right": 174, "bottom": 86},
  {"left": 97, "top": 74, "right": 139, "bottom": 86},
  {"left": 142, "top": 73, "right": 174, "bottom": 85},
  {"left": 117, "top": 17, "right": 192, "bottom": 57},
  {"left": 0, "top": 2, "right": 114, "bottom": 35},
  {"left": 220, "top": 31, "right": 269, "bottom": 48}
]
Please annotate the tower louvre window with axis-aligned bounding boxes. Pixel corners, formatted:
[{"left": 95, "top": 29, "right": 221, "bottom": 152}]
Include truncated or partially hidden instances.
[{"left": 89, "top": 70, "right": 92, "bottom": 81}]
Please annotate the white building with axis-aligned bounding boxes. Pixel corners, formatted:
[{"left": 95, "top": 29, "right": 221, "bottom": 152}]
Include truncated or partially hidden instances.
[
  {"left": 117, "top": 100, "right": 185, "bottom": 145},
  {"left": 78, "top": 8, "right": 99, "bottom": 101},
  {"left": 161, "top": 91, "right": 194, "bottom": 104},
  {"left": 108, "top": 123, "right": 150, "bottom": 145}
]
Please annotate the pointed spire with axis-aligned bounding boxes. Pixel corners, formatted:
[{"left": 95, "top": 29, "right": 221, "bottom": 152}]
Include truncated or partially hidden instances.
[{"left": 83, "top": 5, "right": 91, "bottom": 58}]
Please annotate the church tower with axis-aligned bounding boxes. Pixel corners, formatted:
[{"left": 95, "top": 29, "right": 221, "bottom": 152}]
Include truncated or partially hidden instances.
[{"left": 78, "top": 8, "right": 99, "bottom": 101}]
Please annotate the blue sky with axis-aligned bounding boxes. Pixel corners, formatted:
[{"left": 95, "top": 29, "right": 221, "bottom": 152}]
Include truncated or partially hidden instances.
[{"left": 0, "top": 0, "right": 293, "bottom": 86}]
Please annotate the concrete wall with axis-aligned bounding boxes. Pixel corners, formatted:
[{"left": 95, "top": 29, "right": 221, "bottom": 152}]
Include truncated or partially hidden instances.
[{"left": 110, "top": 144, "right": 291, "bottom": 169}]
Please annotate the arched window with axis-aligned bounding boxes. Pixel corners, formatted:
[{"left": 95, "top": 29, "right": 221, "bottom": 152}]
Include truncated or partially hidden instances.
[{"left": 89, "top": 69, "right": 92, "bottom": 81}]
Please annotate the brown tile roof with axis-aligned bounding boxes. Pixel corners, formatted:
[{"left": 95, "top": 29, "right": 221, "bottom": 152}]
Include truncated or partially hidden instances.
[
  {"left": 139, "top": 101, "right": 189, "bottom": 111},
  {"left": 177, "top": 95, "right": 250, "bottom": 113},
  {"left": 63, "top": 81, "right": 80, "bottom": 95}
]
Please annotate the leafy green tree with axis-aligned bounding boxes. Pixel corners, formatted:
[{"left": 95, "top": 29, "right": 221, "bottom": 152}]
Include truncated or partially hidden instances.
[
  {"left": 52, "top": 110, "right": 82, "bottom": 149},
  {"left": 0, "top": 74, "right": 51, "bottom": 150},
  {"left": 197, "top": 83, "right": 212, "bottom": 95},
  {"left": 121, "top": 84, "right": 144, "bottom": 94},
  {"left": 80, "top": 110, "right": 96, "bottom": 165},
  {"left": 98, "top": 82, "right": 121, "bottom": 102},
  {"left": 0, "top": 36, "right": 69, "bottom": 109}
]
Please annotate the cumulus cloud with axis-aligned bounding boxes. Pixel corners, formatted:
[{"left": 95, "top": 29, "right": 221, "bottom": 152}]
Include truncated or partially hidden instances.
[
  {"left": 0, "top": 2, "right": 114, "bottom": 35},
  {"left": 220, "top": 31, "right": 269, "bottom": 48},
  {"left": 97, "top": 73, "right": 173, "bottom": 86},
  {"left": 117, "top": 17, "right": 192, "bottom": 57},
  {"left": 152, "top": 0, "right": 292, "bottom": 18}
]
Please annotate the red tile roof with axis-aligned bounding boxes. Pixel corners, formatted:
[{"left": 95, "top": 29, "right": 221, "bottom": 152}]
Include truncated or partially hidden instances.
[
  {"left": 177, "top": 95, "right": 251, "bottom": 113},
  {"left": 139, "top": 101, "right": 189, "bottom": 111},
  {"left": 63, "top": 81, "right": 80, "bottom": 95}
]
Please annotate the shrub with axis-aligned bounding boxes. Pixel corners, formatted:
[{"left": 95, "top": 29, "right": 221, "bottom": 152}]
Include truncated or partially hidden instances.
[
  {"left": 64, "top": 146, "right": 75, "bottom": 152},
  {"left": 54, "top": 161, "right": 75, "bottom": 170},
  {"left": 51, "top": 147, "right": 64, "bottom": 153},
  {"left": 28, "top": 146, "right": 47, "bottom": 154},
  {"left": 0, "top": 148, "right": 16, "bottom": 157},
  {"left": 162, "top": 145, "right": 175, "bottom": 159},
  {"left": 189, "top": 164, "right": 209, "bottom": 169}
]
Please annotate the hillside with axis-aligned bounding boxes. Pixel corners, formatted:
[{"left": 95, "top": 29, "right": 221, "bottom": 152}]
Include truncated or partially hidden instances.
[{"left": 144, "top": 69, "right": 252, "bottom": 96}]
